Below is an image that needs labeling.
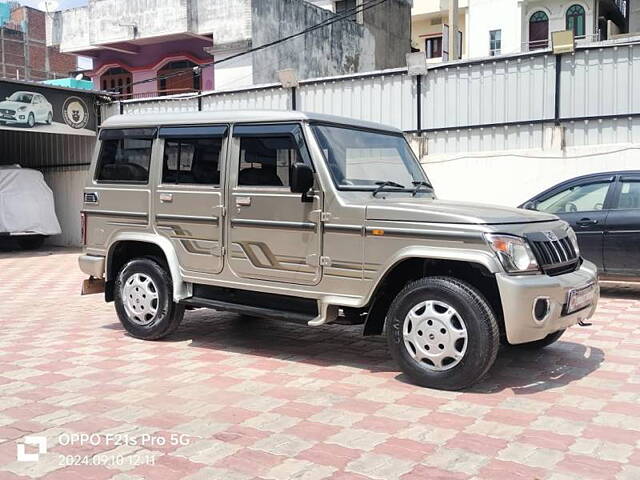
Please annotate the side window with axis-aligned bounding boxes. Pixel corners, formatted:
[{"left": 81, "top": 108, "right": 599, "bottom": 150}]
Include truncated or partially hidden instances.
[
  {"left": 537, "top": 182, "right": 610, "bottom": 214},
  {"left": 238, "top": 136, "right": 302, "bottom": 187},
  {"left": 96, "top": 129, "right": 155, "bottom": 183},
  {"left": 612, "top": 181, "right": 640, "bottom": 210},
  {"left": 162, "top": 137, "right": 222, "bottom": 185}
]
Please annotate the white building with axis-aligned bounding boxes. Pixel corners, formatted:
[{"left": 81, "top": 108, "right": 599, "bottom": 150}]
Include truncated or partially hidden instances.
[{"left": 412, "top": 0, "right": 629, "bottom": 61}]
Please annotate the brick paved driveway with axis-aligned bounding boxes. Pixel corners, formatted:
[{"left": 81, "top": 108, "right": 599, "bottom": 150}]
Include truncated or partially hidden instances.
[{"left": 1, "top": 248, "right": 639, "bottom": 480}]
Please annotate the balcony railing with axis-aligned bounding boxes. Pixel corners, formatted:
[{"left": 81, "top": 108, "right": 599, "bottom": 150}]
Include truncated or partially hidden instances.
[
  {"left": 522, "top": 33, "right": 600, "bottom": 52},
  {"left": 110, "top": 88, "right": 201, "bottom": 101}
]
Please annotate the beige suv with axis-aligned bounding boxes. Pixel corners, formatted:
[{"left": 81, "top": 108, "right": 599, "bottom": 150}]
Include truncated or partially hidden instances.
[{"left": 79, "top": 110, "right": 599, "bottom": 390}]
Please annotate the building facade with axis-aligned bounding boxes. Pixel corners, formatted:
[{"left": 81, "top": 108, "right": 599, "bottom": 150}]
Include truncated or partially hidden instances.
[
  {"left": 411, "top": 0, "right": 630, "bottom": 62},
  {"left": 630, "top": 1, "right": 640, "bottom": 32},
  {"left": 47, "top": 0, "right": 411, "bottom": 98},
  {"left": 0, "top": 1, "right": 76, "bottom": 81}
]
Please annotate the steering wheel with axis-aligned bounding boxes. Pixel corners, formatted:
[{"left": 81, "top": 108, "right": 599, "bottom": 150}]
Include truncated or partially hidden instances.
[{"left": 566, "top": 202, "right": 578, "bottom": 213}]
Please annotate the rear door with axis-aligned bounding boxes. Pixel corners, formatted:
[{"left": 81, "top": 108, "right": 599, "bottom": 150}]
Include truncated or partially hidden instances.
[
  {"left": 154, "top": 125, "right": 228, "bottom": 275},
  {"left": 603, "top": 174, "right": 640, "bottom": 275},
  {"left": 535, "top": 175, "right": 616, "bottom": 269},
  {"left": 227, "top": 123, "right": 322, "bottom": 285},
  {"left": 85, "top": 128, "right": 156, "bottom": 250}
]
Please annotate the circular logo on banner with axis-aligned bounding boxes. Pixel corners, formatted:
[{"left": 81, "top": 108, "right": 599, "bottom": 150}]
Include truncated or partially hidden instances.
[{"left": 62, "top": 97, "right": 89, "bottom": 129}]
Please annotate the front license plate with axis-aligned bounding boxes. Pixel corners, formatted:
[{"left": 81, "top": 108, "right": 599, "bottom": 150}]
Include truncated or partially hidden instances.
[{"left": 566, "top": 283, "right": 596, "bottom": 314}]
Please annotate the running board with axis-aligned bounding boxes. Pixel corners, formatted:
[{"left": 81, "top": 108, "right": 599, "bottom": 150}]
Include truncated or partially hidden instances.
[{"left": 180, "top": 297, "right": 316, "bottom": 325}]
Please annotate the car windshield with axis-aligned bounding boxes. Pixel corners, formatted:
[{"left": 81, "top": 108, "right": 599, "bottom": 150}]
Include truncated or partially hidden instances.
[
  {"left": 311, "top": 124, "right": 429, "bottom": 190},
  {"left": 8, "top": 92, "right": 33, "bottom": 103}
]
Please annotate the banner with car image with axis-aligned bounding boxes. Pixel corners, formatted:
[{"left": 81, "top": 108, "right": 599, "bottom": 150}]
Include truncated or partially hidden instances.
[{"left": 0, "top": 79, "right": 98, "bottom": 137}]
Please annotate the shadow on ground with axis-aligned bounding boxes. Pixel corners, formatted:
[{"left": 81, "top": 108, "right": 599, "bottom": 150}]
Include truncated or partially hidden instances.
[
  {"left": 466, "top": 340, "right": 604, "bottom": 395},
  {"left": 0, "top": 238, "right": 79, "bottom": 259},
  {"left": 104, "top": 306, "right": 605, "bottom": 394},
  {"left": 600, "top": 282, "right": 640, "bottom": 299}
]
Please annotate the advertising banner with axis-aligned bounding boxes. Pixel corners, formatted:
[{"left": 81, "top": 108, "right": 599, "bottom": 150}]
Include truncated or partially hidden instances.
[{"left": 0, "top": 80, "right": 98, "bottom": 137}]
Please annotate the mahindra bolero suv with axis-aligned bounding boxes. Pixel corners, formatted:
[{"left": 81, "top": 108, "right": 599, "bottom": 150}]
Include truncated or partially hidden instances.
[{"left": 78, "top": 111, "right": 599, "bottom": 390}]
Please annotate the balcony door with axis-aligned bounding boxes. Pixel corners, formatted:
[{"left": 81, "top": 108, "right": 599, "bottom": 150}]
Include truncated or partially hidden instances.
[{"left": 529, "top": 11, "right": 549, "bottom": 50}]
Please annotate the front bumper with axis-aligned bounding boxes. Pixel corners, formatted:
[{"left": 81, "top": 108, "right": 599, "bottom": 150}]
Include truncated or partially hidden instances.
[
  {"left": 497, "top": 260, "right": 599, "bottom": 344},
  {"left": 0, "top": 114, "right": 27, "bottom": 124},
  {"left": 78, "top": 254, "right": 105, "bottom": 279}
]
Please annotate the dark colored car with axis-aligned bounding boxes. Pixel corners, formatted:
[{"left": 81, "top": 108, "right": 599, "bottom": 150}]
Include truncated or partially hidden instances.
[{"left": 521, "top": 171, "right": 640, "bottom": 278}]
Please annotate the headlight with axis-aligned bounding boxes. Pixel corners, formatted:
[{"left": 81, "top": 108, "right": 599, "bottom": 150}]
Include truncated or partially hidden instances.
[
  {"left": 566, "top": 227, "right": 580, "bottom": 257},
  {"left": 17, "top": 106, "right": 27, "bottom": 111},
  {"left": 484, "top": 233, "right": 539, "bottom": 273}
]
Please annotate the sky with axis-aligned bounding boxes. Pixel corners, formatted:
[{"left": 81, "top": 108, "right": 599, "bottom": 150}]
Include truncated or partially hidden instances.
[{"left": 19, "top": 0, "right": 87, "bottom": 10}]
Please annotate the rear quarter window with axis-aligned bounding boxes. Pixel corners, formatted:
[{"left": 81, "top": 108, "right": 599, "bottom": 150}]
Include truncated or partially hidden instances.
[{"left": 96, "top": 128, "right": 156, "bottom": 183}]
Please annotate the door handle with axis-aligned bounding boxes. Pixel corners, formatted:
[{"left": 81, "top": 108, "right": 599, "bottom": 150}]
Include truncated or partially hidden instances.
[
  {"left": 576, "top": 218, "right": 598, "bottom": 227},
  {"left": 159, "top": 193, "right": 173, "bottom": 203},
  {"left": 236, "top": 196, "right": 251, "bottom": 207}
]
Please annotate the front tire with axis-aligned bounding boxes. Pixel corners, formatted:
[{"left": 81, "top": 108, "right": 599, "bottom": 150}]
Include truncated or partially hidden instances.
[
  {"left": 386, "top": 277, "right": 499, "bottom": 391},
  {"left": 114, "top": 258, "right": 184, "bottom": 340},
  {"left": 26, "top": 113, "right": 35, "bottom": 128}
]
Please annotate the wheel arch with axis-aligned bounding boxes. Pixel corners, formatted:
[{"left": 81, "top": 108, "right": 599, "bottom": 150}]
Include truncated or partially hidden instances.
[
  {"left": 362, "top": 250, "right": 504, "bottom": 338},
  {"left": 105, "top": 233, "right": 189, "bottom": 303}
]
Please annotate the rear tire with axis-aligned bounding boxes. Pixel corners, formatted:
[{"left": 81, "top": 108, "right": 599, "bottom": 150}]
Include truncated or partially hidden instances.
[
  {"left": 514, "top": 329, "right": 565, "bottom": 349},
  {"left": 114, "top": 258, "right": 184, "bottom": 340},
  {"left": 17, "top": 235, "right": 45, "bottom": 250},
  {"left": 386, "top": 276, "right": 499, "bottom": 391}
]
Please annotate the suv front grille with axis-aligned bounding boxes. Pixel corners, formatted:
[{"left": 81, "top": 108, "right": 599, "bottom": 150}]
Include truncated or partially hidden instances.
[
  {"left": 528, "top": 233, "right": 580, "bottom": 276},
  {"left": 0, "top": 108, "right": 15, "bottom": 116}
]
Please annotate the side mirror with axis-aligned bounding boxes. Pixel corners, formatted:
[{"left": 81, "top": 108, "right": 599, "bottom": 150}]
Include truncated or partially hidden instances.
[
  {"left": 522, "top": 201, "right": 538, "bottom": 211},
  {"left": 290, "top": 162, "right": 314, "bottom": 202}
]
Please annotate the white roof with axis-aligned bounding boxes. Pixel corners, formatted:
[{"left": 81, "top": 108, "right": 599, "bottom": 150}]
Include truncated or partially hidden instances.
[{"left": 101, "top": 110, "right": 403, "bottom": 134}]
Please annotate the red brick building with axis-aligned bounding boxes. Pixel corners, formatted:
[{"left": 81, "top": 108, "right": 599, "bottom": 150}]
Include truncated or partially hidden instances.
[{"left": 0, "top": 5, "right": 76, "bottom": 81}]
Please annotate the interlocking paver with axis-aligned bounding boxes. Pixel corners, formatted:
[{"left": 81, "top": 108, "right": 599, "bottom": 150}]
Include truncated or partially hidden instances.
[{"left": 1, "top": 248, "right": 640, "bottom": 479}]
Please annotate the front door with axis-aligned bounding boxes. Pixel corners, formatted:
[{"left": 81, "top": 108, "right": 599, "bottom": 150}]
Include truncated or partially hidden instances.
[
  {"left": 227, "top": 123, "right": 322, "bottom": 285},
  {"left": 535, "top": 175, "right": 616, "bottom": 270},
  {"left": 603, "top": 174, "right": 640, "bottom": 275},
  {"left": 154, "top": 125, "right": 227, "bottom": 275},
  {"left": 31, "top": 95, "right": 43, "bottom": 122}
]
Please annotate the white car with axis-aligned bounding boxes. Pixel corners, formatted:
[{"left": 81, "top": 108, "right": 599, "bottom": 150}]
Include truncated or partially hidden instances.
[
  {"left": 0, "top": 165, "right": 61, "bottom": 249},
  {"left": 0, "top": 91, "right": 53, "bottom": 128}
]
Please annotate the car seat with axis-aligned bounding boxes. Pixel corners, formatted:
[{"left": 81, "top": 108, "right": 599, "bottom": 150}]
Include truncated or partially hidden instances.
[{"left": 238, "top": 167, "right": 283, "bottom": 186}]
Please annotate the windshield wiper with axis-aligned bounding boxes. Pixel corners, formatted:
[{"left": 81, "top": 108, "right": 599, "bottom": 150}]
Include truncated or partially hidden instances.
[
  {"left": 372, "top": 181, "right": 405, "bottom": 197},
  {"left": 412, "top": 181, "right": 434, "bottom": 196}
]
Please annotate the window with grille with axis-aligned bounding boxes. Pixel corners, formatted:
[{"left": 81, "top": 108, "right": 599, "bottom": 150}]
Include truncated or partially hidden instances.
[
  {"left": 566, "top": 4, "right": 586, "bottom": 37},
  {"left": 489, "top": 30, "right": 502, "bottom": 56}
]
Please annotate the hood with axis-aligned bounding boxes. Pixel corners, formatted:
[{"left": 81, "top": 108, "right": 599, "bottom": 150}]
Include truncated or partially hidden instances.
[
  {"left": 0, "top": 101, "right": 26, "bottom": 110},
  {"left": 366, "top": 198, "right": 557, "bottom": 225}
]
